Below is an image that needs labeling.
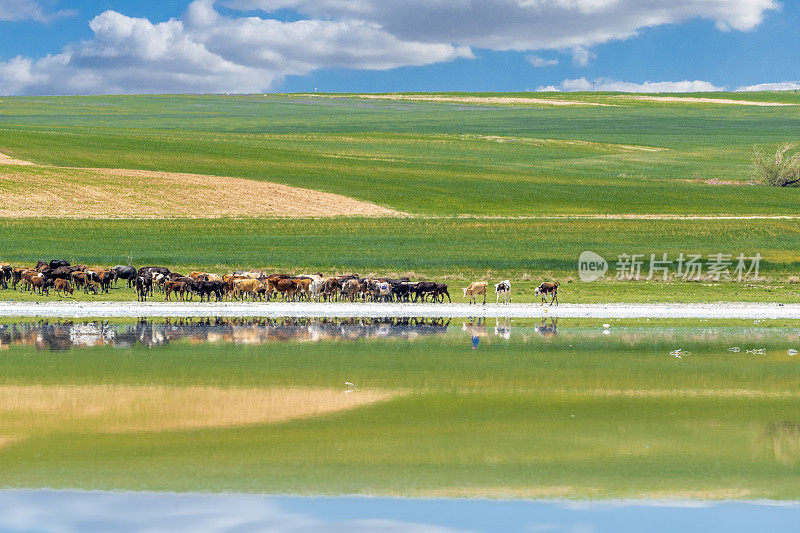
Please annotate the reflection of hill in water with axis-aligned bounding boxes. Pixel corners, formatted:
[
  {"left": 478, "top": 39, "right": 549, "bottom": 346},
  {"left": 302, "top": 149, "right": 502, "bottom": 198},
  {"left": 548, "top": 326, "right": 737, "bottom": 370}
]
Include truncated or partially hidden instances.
[{"left": 0, "top": 317, "right": 455, "bottom": 351}]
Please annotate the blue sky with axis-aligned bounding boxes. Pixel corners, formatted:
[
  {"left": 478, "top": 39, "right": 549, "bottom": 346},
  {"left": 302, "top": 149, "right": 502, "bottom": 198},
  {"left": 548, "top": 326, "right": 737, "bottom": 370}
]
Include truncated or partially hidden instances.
[{"left": 0, "top": 0, "right": 798, "bottom": 95}]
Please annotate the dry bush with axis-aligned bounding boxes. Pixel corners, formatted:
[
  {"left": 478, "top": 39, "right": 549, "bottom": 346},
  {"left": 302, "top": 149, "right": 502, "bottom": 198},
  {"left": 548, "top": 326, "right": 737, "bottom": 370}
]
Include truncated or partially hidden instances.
[{"left": 753, "top": 142, "right": 800, "bottom": 187}]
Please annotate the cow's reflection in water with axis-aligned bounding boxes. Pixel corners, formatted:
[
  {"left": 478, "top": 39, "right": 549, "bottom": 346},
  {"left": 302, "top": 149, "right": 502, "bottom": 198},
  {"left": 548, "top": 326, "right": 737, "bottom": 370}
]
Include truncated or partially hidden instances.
[
  {"left": 534, "top": 318, "right": 558, "bottom": 336},
  {"left": 494, "top": 318, "right": 511, "bottom": 340},
  {"left": 0, "top": 317, "right": 453, "bottom": 351}
]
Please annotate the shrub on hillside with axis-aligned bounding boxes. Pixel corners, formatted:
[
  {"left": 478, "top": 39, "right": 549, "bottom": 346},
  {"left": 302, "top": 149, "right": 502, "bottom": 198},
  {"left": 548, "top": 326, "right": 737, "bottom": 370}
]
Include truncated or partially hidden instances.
[{"left": 753, "top": 142, "right": 800, "bottom": 187}]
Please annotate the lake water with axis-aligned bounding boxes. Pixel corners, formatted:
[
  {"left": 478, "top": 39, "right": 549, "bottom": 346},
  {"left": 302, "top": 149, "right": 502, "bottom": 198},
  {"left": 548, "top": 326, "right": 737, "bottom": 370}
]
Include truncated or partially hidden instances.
[
  {"left": 0, "top": 490, "right": 798, "bottom": 533},
  {"left": 0, "top": 317, "right": 798, "bottom": 530}
]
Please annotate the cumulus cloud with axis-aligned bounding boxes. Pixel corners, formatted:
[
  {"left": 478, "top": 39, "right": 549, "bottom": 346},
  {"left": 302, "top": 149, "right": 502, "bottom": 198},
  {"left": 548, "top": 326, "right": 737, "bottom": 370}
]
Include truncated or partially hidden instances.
[
  {"left": 527, "top": 55, "right": 558, "bottom": 67},
  {"left": 538, "top": 78, "right": 725, "bottom": 92},
  {"left": 0, "top": 0, "right": 75, "bottom": 22},
  {"left": 228, "top": 0, "right": 779, "bottom": 50},
  {"left": 0, "top": 0, "right": 781, "bottom": 95},
  {"left": 0, "top": 0, "right": 471, "bottom": 95},
  {"left": 737, "top": 81, "right": 800, "bottom": 91}
]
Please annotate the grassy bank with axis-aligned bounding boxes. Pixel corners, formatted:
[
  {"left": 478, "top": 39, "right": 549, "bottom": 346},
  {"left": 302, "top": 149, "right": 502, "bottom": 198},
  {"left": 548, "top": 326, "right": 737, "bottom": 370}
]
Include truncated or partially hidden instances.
[{"left": 1, "top": 217, "right": 799, "bottom": 303}]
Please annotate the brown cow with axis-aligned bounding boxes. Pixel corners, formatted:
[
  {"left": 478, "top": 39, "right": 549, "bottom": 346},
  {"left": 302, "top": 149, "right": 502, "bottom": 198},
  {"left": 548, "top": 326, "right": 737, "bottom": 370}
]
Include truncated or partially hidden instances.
[
  {"left": 463, "top": 282, "right": 488, "bottom": 305},
  {"left": 292, "top": 278, "right": 312, "bottom": 301},
  {"left": 53, "top": 278, "right": 74, "bottom": 297},
  {"left": 267, "top": 278, "right": 297, "bottom": 301},
  {"left": 233, "top": 278, "right": 264, "bottom": 300},
  {"left": 535, "top": 282, "right": 559, "bottom": 306},
  {"left": 30, "top": 275, "right": 52, "bottom": 295},
  {"left": 165, "top": 280, "right": 187, "bottom": 301}
]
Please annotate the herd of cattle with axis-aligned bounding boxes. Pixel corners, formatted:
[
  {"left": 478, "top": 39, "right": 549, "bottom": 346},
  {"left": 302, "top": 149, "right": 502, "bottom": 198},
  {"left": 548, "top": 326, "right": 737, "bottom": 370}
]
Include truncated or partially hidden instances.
[{"left": 0, "top": 260, "right": 561, "bottom": 305}]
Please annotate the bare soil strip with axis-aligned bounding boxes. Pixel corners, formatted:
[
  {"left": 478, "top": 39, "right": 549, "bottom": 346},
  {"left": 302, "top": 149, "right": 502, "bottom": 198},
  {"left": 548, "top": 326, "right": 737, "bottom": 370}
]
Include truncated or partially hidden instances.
[
  {"left": 308, "top": 94, "right": 613, "bottom": 107},
  {"left": 0, "top": 153, "right": 406, "bottom": 218},
  {"left": 618, "top": 95, "right": 796, "bottom": 106},
  {"left": 1, "top": 302, "right": 799, "bottom": 319},
  {"left": 0, "top": 152, "right": 35, "bottom": 166},
  {"left": 0, "top": 385, "right": 399, "bottom": 436}
]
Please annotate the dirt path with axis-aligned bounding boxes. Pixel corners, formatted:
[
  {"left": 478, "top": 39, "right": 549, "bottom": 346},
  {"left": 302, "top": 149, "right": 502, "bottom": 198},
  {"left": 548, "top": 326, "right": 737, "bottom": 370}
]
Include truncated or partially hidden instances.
[
  {"left": 0, "top": 152, "right": 407, "bottom": 218},
  {"left": 307, "top": 93, "right": 614, "bottom": 107},
  {"left": 618, "top": 95, "right": 796, "bottom": 106},
  {"left": 1, "top": 301, "right": 798, "bottom": 319}
]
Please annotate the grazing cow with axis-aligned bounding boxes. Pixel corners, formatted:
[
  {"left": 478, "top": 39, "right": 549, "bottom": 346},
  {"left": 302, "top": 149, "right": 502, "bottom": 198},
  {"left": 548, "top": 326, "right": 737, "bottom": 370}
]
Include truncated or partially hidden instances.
[
  {"left": 49, "top": 260, "right": 70, "bottom": 270},
  {"left": 165, "top": 280, "right": 188, "bottom": 301},
  {"left": 495, "top": 280, "right": 511, "bottom": 304},
  {"left": 138, "top": 266, "right": 170, "bottom": 277},
  {"left": 434, "top": 283, "right": 451, "bottom": 303},
  {"left": 136, "top": 275, "right": 152, "bottom": 302},
  {"left": 112, "top": 265, "right": 137, "bottom": 288},
  {"left": 463, "top": 282, "right": 488, "bottom": 305},
  {"left": 535, "top": 281, "right": 559, "bottom": 306},
  {"left": 88, "top": 269, "right": 113, "bottom": 293},
  {"left": 49, "top": 266, "right": 74, "bottom": 280},
  {"left": 233, "top": 278, "right": 264, "bottom": 300},
  {"left": 413, "top": 281, "right": 438, "bottom": 303},
  {"left": 30, "top": 275, "right": 53, "bottom": 295},
  {"left": 292, "top": 278, "right": 312, "bottom": 301},
  {"left": 266, "top": 278, "right": 297, "bottom": 301},
  {"left": 342, "top": 279, "right": 363, "bottom": 302},
  {"left": 53, "top": 278, "right": 73, "bottom": 297},
  {"left": 0, "top": 263, "right": 10, "bottom": 289},
  {"left": 20, "top": 270, "right": 44, "bottom": 292},
  {"left": 321, "top": 277, "right": 342, "bottom": 302},
  {"left": 189, "top": 280, "right": 225, "bottom": 302}
]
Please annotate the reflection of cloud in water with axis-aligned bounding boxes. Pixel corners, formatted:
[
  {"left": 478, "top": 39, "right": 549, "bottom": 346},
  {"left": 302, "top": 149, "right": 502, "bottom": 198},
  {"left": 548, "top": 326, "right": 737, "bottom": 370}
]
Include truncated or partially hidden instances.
[{"left": 0, "top": 491, "right": 466, "bottom": 533}]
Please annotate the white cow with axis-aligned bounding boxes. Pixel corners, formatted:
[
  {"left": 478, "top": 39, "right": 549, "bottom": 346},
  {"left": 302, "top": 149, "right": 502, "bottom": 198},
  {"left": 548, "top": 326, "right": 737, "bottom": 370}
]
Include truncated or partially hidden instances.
[{"left": 495, "top": 280, "right": 511, "bottom": 304}]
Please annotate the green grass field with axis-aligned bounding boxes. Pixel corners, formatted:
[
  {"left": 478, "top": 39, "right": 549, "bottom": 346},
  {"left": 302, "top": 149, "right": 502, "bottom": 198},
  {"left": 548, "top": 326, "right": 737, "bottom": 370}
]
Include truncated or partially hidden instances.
[
  {"left": 1, "top": 217, "right": 800, "bottom": 303},
  {"left": 0, "top": 93, "right": 799, "bottom": 299},
  {"left": 1, "top": 93, "right": 800, "bottom": 216},
  {"left": 1, "top": 320, "right": 800, "bottom": 498}
]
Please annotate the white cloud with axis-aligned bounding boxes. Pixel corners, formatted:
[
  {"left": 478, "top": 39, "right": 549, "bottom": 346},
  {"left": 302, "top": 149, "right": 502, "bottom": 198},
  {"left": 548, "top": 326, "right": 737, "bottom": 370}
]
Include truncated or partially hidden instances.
[
  {"left": 737, "top": 81, "right": 800, "bottom": 91},
  {"left": 0, "top": 0, "right": 781, "bottom": 95},
  {"left": 228, "top": 0, "right": 779, "bottom": 50},
  {"left": 527, "top": 55, "right": 559, "bottom": 67},
  {"left": 570, "top": 46, "right": 595, "bottom": 67},
  {"left": 538, "top": 77, "right": 725, "bottom": 92},
  {"left": 0, "top": 0, "right": 75, "bottom": 22},
  {"left": 0, "top": 0, "right": 472, "bottom": 95}
]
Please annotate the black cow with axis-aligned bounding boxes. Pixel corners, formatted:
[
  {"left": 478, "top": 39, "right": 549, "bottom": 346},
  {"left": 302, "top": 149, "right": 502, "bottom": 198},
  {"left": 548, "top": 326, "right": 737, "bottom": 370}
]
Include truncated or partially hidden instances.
[
  {"left": 413, "top": 281, "right": 438, "bottom": 302},
  {"left": 136, "top": 275, "right": 152, "bottom": 302},
  {"left": 189, "top": 280, "right": 225, "bottom": 302},
  {"left": 434, "top": 283, "right": 451, "bottom": 303},
  {"left": 49, "top": 260, "right": 70, "bottom": 269},
  {"left": 138, "top": 266, "right": 170, "bottom": 277},
  {"left": 112, "top": 265, "right": 137, "bottom": 288}
]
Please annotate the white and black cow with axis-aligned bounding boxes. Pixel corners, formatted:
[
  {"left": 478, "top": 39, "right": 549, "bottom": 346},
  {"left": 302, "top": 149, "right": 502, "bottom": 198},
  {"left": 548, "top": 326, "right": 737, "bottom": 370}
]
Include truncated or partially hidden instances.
[{"left": 495, "top": 280, "right": 511, "bottom": 304}]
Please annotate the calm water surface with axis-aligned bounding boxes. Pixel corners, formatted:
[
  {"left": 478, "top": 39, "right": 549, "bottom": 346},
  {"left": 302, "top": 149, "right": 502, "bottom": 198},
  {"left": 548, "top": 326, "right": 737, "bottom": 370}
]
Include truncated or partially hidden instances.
[{"left": 1, "top": 317, "right": 799, "bottom": 530}]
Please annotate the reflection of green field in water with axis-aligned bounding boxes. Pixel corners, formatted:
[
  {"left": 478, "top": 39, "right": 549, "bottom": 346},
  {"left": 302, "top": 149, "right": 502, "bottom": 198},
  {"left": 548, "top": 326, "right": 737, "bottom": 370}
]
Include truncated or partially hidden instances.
[{"left": 1, "top": 318, "right": 800, "bottom": 499}]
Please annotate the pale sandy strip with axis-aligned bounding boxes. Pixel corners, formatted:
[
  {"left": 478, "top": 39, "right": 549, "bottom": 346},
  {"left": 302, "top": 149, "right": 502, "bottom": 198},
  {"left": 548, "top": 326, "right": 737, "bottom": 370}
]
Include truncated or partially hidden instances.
[
  {"left": 0, "top": 154, "right": 407, "bottom": 218},
  {"left": 542, "top": 388, "right": 800, "bottom": 399},
  {"left": 0, "top": 385, "right": 400, "bottom": 434},
  {"left": 0, "top": 152, "right": 35, "bottom": 165},
  {"left": 305, "top": 94, "right": 613, "bottom": 107},
  {"left": 618, "top": 95, "right": 796, "bottom": 107}
]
